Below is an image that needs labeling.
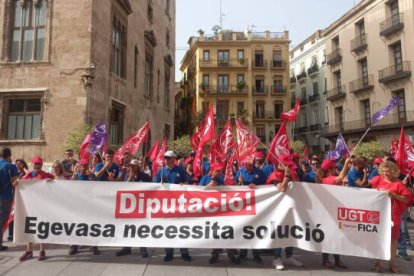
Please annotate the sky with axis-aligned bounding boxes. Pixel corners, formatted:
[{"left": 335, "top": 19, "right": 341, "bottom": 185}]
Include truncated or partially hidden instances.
[{"left": 175, "top": 0, "right": 357, "bottom": 80}]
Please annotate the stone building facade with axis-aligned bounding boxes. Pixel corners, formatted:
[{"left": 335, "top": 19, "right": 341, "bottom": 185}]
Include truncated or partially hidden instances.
[{"left": 0, "top": 0, "right": 175, "bottom": 161}]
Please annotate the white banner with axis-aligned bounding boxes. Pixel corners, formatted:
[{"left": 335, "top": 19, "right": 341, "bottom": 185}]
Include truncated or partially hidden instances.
[{"left": 14, "top": 180, "right": 391, "bottom": 260}]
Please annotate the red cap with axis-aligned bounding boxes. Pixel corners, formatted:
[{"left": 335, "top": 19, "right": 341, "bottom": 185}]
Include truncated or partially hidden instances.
[
  {"left": 321, "top": 160, "right": 337, "bottom": 171},
  {"left": 210, "top": 162, "right": 224, "bottom": 171},
  {"left": 374, "top": 157, "right": 383, "bottom": 164},
  {"left": 31, "top": 156, "right": 43, "bottom": 164},
  {"left": 244, "top": 156, "right": 255, "bottom": 164},
  {"left": 279, "top": 154, "right": 295, "bottom": 166},
  {"left": 185, "top": 157, "right": 194, "bottom": 165},
  {"left": 254, "top": 152, "right": 265, "bottom": 160}
]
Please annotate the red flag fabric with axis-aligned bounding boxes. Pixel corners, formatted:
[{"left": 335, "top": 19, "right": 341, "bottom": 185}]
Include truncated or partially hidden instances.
[
  {"left": 190, "top": 123, "right": 203, "bottom": 151},
  {"left": 395, "top": 127, "right": 407, "bottom": 173},
  {"left": 281, "top": 97, "right": 300, "bottom": 122},
  {"left": 147, "top": 140, "right": 160, "bottom": 162},
  {"left": 303, "top": 146, "right": 309, "bottom": 160},
  {"left": 209, "top": 119, "right": 235, "bottom": 162},
  {"left": 390, "top": 136, "right": 398, "bottom": 155},
  {"left": 114, "top": 121, "right": 150, "bottom": 163},
  {"left": 194, "top": 106, "right": 215, "bottom": 178},
  {"left": 79, "top": 132, "right": 92, "bottom": 164},
  {"left": 224, "top": 151, "right": 237, "bottom": 185},
  {"left": 267, "top": 122, "right": 291, "bottom": 164},
  {"left": 235, "top": 119, "right": 260, "bottom": 163},
  {"left": 2, "top": 201, "right": 13, "bottom": 233},
  {"left": 152, "top": 138, "right": 167, "bottom": 178}
]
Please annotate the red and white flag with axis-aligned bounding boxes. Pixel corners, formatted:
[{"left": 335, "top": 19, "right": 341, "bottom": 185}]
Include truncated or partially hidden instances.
[
  {"left": 303, "top": 146, "right": 309, "bottom": 161},
  {"left": 79, "top": 132, "right": 92, "bottom": 164},
  {"left": 152, "top": 138, "right": 167, "bottom": 178},
  {"left": 147, "top": 140, "right": 160, "bottom": 162},
  {"left": 281, "top": 97, "right": 300, "bottom": 122},
  {"left": 194, "top": 106, "right": 215, "bottom": 177},
  {"left": 209, "top": 119, "right": 235, "bottom": 162},
  {"left": 190, "top": 123, "right": 204, "bottom": 151},
  {"left": 390, "top": 136, "right": 398, "bottom": 156},
  {"left": 394, "top": 127, "right": 414, "bottom": 174},
  {"left": 235, "top": 119, "right": 260, "bottom": 163},
  {"left": 114, "top": 121, "right": 150, "bottom": 163},
  {"left": 224, "top": 151, "right": 237, "bottom": 185},
  {"left": 267, "top": 122, "right": 291, "bottom": 164}
]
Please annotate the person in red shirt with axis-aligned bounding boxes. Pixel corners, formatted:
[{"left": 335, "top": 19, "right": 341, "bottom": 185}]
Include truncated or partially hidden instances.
[
  {"left": 20, "top": 156, "right": 54, "bottom": 262},
  {"left": 371, "top": 160, "right": 412, "bottom": 273},
  {"left": 315, "top": 158, "right": 351, "bottom": 269}
]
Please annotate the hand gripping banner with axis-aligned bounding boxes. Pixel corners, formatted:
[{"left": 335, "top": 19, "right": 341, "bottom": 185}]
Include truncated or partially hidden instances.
[{"left": 14, "top": 180, "right": 391, "bottom": 260}]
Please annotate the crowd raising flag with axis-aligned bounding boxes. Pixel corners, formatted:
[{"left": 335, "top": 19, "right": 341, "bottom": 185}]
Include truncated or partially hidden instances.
[
  {"left": 209, "top": 119, "right": 235, "bottom": 162},
  {"left": 267, "top": 122, "right": 290, "bottom": 164},
  {"left": 152, "top": 138, "right": 167, "bottom": 178},
  {"left": 281, "top": 96, "right": 301, "bottom": 122},
  {"left": 235, "top": 119, "right": 261, "bottom": 163},
  {"left": 371, "top": 96, "right": 401, "bottom": 125},
  {"left": 114, "top": 121, "right": 150, "bottom": 163},
  {"left": 190, "top": 122, "right": 203, "bottom": 151},
  {"left": 79, "top": 132, "right": 92, "bottom": 164},
  {"left": 90, "top": 120, "right": 107, "bottom": 155},
  {"left": 193, "top": 106, "right": 215, "bottom": 177},
  {"left": 325, "top": 133, "right": 349, "bottom": 160},
  {"left": 393, "top": 127, "right": 414, "bottom": 174},
  {"left": 147, "top": 140, "right": 160, "bottom": 162}
]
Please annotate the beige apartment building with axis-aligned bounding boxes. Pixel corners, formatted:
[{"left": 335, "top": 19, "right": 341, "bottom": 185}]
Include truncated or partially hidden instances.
[
  {"left": 0, "top": 0, "right": 175, "bottom": 161},
  {"left": 178, "top": 30, "right": 291, "bottom": 144},
  {"left": 322, "top": 0, "right": 414, "bottom": 147}
]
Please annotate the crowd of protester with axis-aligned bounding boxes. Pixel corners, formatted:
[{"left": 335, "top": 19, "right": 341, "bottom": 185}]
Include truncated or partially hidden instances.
[{"left": 0, "top": 146, "right": 413, "bottom": 273}]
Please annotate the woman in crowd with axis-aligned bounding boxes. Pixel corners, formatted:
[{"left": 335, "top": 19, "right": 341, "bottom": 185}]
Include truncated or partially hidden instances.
[
  {"left": 371, "top": 160, "right": 412, "bottom": 273},
  {"left": 51, "top": 160, "right": 67, "bottom": 180},
  {"left": 15, "top": 159, "right": 28, "bottom": 179}
]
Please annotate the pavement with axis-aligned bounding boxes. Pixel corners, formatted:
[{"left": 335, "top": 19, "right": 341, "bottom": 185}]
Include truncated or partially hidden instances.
[{"left": 1, "top": 228, "right": 414, "bottom": 276}]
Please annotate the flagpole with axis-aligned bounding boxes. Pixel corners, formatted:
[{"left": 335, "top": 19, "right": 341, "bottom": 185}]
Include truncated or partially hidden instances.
[{"left": 351, "top": 127, "right": 371, "bottom": 155}]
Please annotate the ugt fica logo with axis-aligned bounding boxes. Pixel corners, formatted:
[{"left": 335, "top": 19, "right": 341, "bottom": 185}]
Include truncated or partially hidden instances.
[{"left": 337, "top": 207, "right": 380, "bottom": 233}]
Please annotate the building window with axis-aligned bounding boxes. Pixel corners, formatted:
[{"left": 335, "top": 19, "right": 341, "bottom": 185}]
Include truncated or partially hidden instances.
[
  {"left": 335, "top": 107, "right": 344, "bottom": 130},
  {"left": 359, "top": 59, "right": 368, "bottom": 85},
  {"left": 324, "top": 107, "right": 329, "bottom": 125},
  {"left": 217, "top": 100, "right": 229, "bottom": 121},
  {"left": 274, "top": 103, "right": 283, "bottom": 119},
  {"left": 237, "top": 49, "right": 244, "bottom": 61},
  {"left": 255, "top": 50, "right": 264, "bottom": 67},
  {"left": 237, "top": 74, "right": 245, "bottom": 84},
  {"left": 218, "top": 75, "right": 229, "bottom": 92},
  {"left": 10, "top": 0, "right": 47, "bottom": 62},
  {"left": 202, "top": 74, "right": 210, "bottom": 86},
  {"left": 144, "top": 50, "right": 154, "bottom": 97},
  {"left": 164, "top": 123, "right": 171, "bottom": 139},
  {"left": 166, "top": 30, "right": 170, "bottom": 49},
  {"left": 6, "top": 98, "right": 41, "bottom": 140},
  {"left": 147, "top": 1, "right": 153, "bottom": 24},
  {"left": 134, "top": 46, "right": 138, "bottom": 88},
  {"left": 334, "top": 70, "right": 342, "bottom": 88},
  {"left": 356, "top": 19, "right": 365, "bottom": 37},
  {"left": 256, "top": 125, "right": 266, "bottom": 143},
  {"left": 110, "top": 103, "right": 124, "bottom": 145},
  {"left": 272, "top": 50, "right": 282, "bottom": 67},
  {"left": 237, "top": 102, "right": 245, "bottom": 116},
  {"left": 362, "top": 99, "right": 371, "bottom": 126},
  {"left": 202, "top": 101, "right": 209, "bottom": 114},
  {"left": 393, "top": 42, "right": 402, "bottom": 72},
  {"left": 312, "top": 82, "right": 319, "bottom": 96},
  {"left": 255, "top": 101, "right": 265, "bottom": 118},
  {"left": 332, "top": 36, "right": 340, "bottom": 50},
  {"left": 255, "top": 77, "right": 265, "bottom": 93},
  {"left": 203, "top": 50, "right": 210, "bottom": 61},
  {"left": 165, "top": 0, "right": 170, "bottom": 14},
  {"left": 111, "top": 18, "right": 127, "bottom": 78},
  {"left": 218, "top": 50, "right": 229, "bottom": 65},
  {"left": 164, "top": 63, "right": 171, "bottom": 109},
  {"left": 394, "top": 90, "right": 406, "bottom": 120}
]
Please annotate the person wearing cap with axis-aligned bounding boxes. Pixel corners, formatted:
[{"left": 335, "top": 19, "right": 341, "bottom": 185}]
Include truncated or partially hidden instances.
[
  {"left": 155, "top": 150, "right": 191, "bottom": 262},
  {"left": 94, "top": 149, "right": 120, "bottom": 181},
  {"left": 199, "top": 162, "right": 224, "bottom": 187},
  {"left": 184, "top": 157, "right": 198, "bottom": 185},
  {"left": 347, "top": 157, "right": 369, "bottom": 188},
  {"left": 69, "top": 159, "right": 100, "bottom": 256},
  {"left": 20, "top": 156, "right": 54, "bottom": 262},
  {"left": 0, "top": 148, "right": 18, "bottom": 252},
  {"left": 266, "top": 154, "right": 303, "bottom": 270},
  {"left": 368, "top": 157, "right": 383, "bottom": 180},
  {"left": 315, "top": 158, "right": 351, "bottom": 269},
  {"left": 116, "top": 159, "right": 151, "bottom": 258},
  {"left": 254, "top": 151, "right": 274, "bottom": 178}
]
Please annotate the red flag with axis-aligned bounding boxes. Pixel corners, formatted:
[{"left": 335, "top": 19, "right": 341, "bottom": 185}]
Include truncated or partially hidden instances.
[
  {"left": 2, "top": 201, "right": 13, "bottom": 234},
  {"left": 152, "top": 138, "right": 167, "bottom": 178},
  {"left": 281, "top": 97, "right": 300, "bottom": 122},
  {"left": 79, "top": 132, "right": 92, "bottom": 164},
  {"left": 390, "top": 136, "right": 398, "bottom": 155},
  {"left": 394, "top": 127, "right": 407, "bottom": 173},
  {"left": 209, "top": 119, "right": 235, "bottom": 162},
  {"left": 267, "top": 122, "right": 291, "bottom": 164},
  {"left": 303, "top": 146, "right": 309, "bottom": 160},
  {"left": 235, "top": 119, "right": 260, "bottom": 163},
  {"left": 224, "top": 151, "right": 237, "bottom": 185},
  {"left": 114, "top": 121, "right": 150, "bottom": 163},
  {"left": 194, "top": 106, "right": 215, "bottom": 177},
  {"left": 147, "top": 140, "right": 160, "bottom": 162},
  {"left": 190, "top": 123, "right": 203, "bottom": 151}
]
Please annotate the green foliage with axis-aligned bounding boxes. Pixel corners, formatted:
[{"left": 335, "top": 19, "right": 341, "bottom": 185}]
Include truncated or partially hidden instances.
[
  {"left": 353, "top": 141, "right": 384, "bottom": 162},
  {"left": 63, "top": 123, "right": 92, "bottom": 155},
  {"left": 168, "top": 135, "right": 192, "bottom": 157},
  {"left": 291, "top": 140, "right": 305, "bottom": 155}
]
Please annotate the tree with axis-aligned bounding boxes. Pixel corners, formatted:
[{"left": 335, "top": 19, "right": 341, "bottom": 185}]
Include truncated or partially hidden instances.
[
  {"left": 291, "top": 140, "right": 305, "bottom": 155},
  {"left": 168, "top": 135, "right": 192, "bottom": 157},
  {"left": 63, "top": 123, "right": 92, "bottom": 156},
  {"left": 353, "top": 141, "right": 384, "bottom": 162}
]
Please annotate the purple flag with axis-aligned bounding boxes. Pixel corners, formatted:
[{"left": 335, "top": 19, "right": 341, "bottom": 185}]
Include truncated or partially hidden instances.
[
  {"left": 325, "top": 150, "right": 339, "bottom": 160},
  {"left": 325, "top": 133, "right": 348, "bottom": 160},
  {"left": 371, "top": 97, "right": 401, "bottom": 126},
  {"left": 90, "top": 120, "right": 107, "bottom": 155}
]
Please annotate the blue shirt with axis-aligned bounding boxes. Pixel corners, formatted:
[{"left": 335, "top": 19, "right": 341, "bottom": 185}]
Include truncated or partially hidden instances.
[
  {"left": 304, "top": 169, "right": 316, "bottom": 183},
  {"left": 199, "top": 174, "right": 224, "bottom": 186},
  {"left": 368, "top": 168, "right": 379, "bottom": 180},
  {"left": 130, "top": 172, "right": 152, "bottom": 182},
  {"left": 75, "top": 172, "right": 90, "bottom": 181},
  {"left": 94, "top": 162, "right": 120, "bottom": 181},
  {"left": 202, "top": 160, "right": 210, "bottom": 175},
  {"left": 260, "top": 164, "right": 274, "bottom": 179},
  {"left": 348, "top": 168, "right": 363, "bottom": 187},
  {"left": 235, "top": 167, "right": 267, "bottom": 186},
  {"left": 155, "top": 165, "right": 187, "bottom": 184},
  {"left": 0, "top": 160, "right": 18, "bottom": 200}
]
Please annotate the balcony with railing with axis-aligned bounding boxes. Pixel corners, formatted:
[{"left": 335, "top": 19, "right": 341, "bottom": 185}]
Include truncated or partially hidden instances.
[
  {"left": 379, "top": 61, "right": 411, "bottom": 84},
  {"left": 326, "top": 48, "right": 342, "bottom": 66},
  {"left": 271, "top": 60, "right": 286, "bottom": 69},
  {"left": 252, "top": 60, "right": 268, "bottom": 70},
  {"left": 297, "top": 70, "right": 307, "bottom": 82},
  {"left": 199, "top": 85, "right": 249, "bottom": 96},
  {"left": 380, "top": 13, "right": 404, "bottom": 37},
  {"left": 253, "top": 111, "right": 281, "bottom": 121},
  {"left": 308, "top": 93, "right": 320, "bottom": 103},
  {"left": 290, "top": 76, "right": 297, "bottom": 85},
  {"left": 326, "top": 85, "right": 346, "bottom": 101},
  {"left": 271, "top": 86, "right": 287, "bottom": 94},
  {"left": 351, "top": 34, "right": 368, "bottom": 53},
  {"left": 252, "top": 86, "right": 269, "bottom": 95},
  {"left": 307, "top": 64, "right": 319, "bottom": 77},
  {"left": 296, "top": 126, "right": 308, "bottom": 134},
  {"left": 199, "top": 58, "right": 248, "bottom": 69},
  {"left": 300, "top": 95, "right": 308, "bottom": 105},
  {"left": 216, "top": 114, "right": 230, "bottom": 123},
  {"left": 349, "top": 75, "right": 374, "bottom": 94},
  {"left": 309, "top": 124, "right": 321, "bottom": 131}
]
